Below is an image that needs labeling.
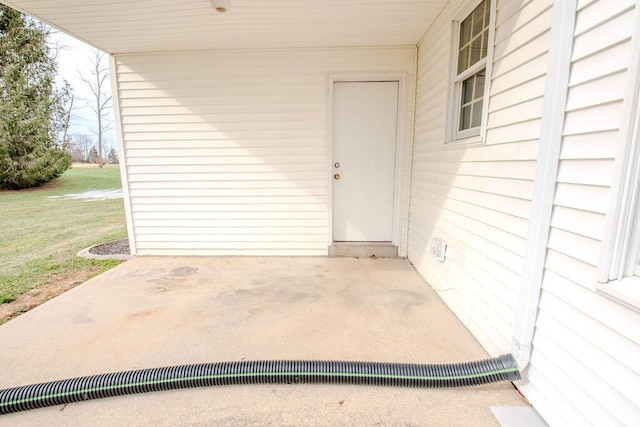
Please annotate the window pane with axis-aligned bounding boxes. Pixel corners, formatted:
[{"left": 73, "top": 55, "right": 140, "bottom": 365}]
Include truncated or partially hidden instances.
[
  {"left": 458, "top": 46, "right": 470, "bottom": 74},
  {"left": 460, "top": 18, "right": 472, "bottom": 48},
  {"left": 460, "top": 105, "right": 472, "bottom": 131},
  {"left": 462, "top": 77, "right": 474, "bottom": 104},
  {"left": 470, "top": 34, "right": 482, "bottom": 66},
  {"left": 472, "top": 3, "right": 485, "bottom": 36},
  {"left": 471, "top": 100, "right": 483, "bottom": 128},
  {"left": 481, "top": 29, "right": 489, "bottom": 59},
  {"left": 459, "top": 69, "right": 486, "bottom": 131},
  {"left": 473, "top": 71, "right": 485, "bottom": 101}
]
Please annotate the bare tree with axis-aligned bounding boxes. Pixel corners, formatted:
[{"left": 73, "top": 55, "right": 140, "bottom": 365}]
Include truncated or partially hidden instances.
[
  {"left": 67, "top": 134, "right": 93, "bottom": 163},
  {"left": 45, "top": 29, "right": 75, "bottom": 150},
  {"left": 79, "top": 49, "right": 112, "bottom": 168}
]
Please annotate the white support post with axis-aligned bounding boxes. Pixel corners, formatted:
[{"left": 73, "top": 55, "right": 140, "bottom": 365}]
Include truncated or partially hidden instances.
[{"left": 109, "top": 55, "right": 137, "bottom": 256}]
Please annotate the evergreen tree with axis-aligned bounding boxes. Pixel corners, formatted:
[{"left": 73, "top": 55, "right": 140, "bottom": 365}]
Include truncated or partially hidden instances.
[{"left": 0, "top": 6, "right": 70, "bottom": 190}]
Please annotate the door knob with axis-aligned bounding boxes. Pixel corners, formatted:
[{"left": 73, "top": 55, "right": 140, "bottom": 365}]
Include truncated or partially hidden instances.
[
  {"left": 334, "top": 162, "right": 340, "bottom": 168},
  {"left": 334, "top": 174, "right": 340, "bottom": 180}
]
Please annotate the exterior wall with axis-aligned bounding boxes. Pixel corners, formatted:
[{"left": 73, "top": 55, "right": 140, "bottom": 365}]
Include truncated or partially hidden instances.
[
  {"left": 409, "top": 0, "right": 551, "bottom": 354},
  {"left": 522, "top": 1, "right": 640, "bottom": 425},
  {"left": 410, "top": 0, "right": 640, "bottom": 425},
  {"left": 113, "top": 48, "right": 415, "bottom": 256}
]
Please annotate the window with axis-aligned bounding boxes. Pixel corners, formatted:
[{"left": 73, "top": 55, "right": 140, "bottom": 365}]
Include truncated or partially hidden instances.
[
  {"left": 448, "top": 0, "right": 494, "bottom": 143},
  {"left": 597, "top": 56, "right": 640, "bottom": 309}
]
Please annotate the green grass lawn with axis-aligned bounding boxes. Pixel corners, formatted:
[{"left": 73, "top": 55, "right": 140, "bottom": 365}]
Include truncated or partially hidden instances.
[{"left": 0, "top": 165, "right": 127, "bottom": 307}]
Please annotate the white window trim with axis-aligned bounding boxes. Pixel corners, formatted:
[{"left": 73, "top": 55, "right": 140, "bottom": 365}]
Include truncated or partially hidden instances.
[
  {"left": 597, "top": 6, "right": 640, "bottom": 311},
  {"left": 445, "top": 0, "right": 496, "bottom": 146}
]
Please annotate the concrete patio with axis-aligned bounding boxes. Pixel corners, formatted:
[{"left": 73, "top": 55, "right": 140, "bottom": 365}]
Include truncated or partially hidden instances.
[{"left": 0, "top": 257, "right": 527, "bottom": 425}]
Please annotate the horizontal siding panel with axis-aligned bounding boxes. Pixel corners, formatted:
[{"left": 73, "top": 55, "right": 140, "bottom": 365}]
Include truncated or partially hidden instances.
[
  {"left": 547, "top": 227, "right": 600, "bottom": 266},
  {"left": 489, "top": 75, "right": 546, "bottom": 112},
  {"left": 128, "top": 180, "right": 326, "bottom": 189},
  {"left": 125, "top": 155, "right": 325, "bottom": 166},
  {"left": 414, "top": 139, "right": 538, "bottom": 161},
  {"left": 127, "top": 164, "right": 326, "bottom": 174},
  {"left": 124, "top": 139, "right": 324, "bottom": 150},
  {"left": 550, "top": 206, "right": 605, "bottom": 240},
  {"left": 556, "top": 159, "right": 615, "bottom": 186},
  {"left": 544, "top": 249, "right": 597, "bottom": 288},
  {"left": 492, "top": 9, "right": 552, "bottom": 61},
  {"left": 136, "top": 249, "right": 327, "bottom": 256},
  {"left": 415, "top": 204, "right": 526, "bottom": 257},
  {"left": 567, "top": 40, "right": 631, "bottom": 87},
  {"left": 491, "top": 53, "right": 548, "bottom": 93},
  {"left": 119, "top": 96, "right": 324, "bottom": 108},
  {"left": 134, "top": 219, "right": 325, "bottom": 228},
  {"left": 417, "top": 159, "right": 537, "bottom": 180},
  {"left": 563, "top": 101, "right": 623, "bottom": 135},
  {"left": 554, "top": 183, "right": 610, "bottom": 213},
  {"left": 484, "top": 119, "right": 542, "bottom": 144},
  {"left": 126, "top": 147, "right": 324, "bottom": 158},
  {"left": 121, "top": 112, "right": 325, "bottom": 125},
  {"left": 565, "top": 70, "right": 627, "bottom": 111},
  {"left": 132, "top": 196, "right": 326, "bottom": 205},
  {"left": 559, "top": 131, "right": 618, "bottom": 160},
  {"left": 132, "top": 211, "right": 325, "bottom": 220},
  {"left": 117, "top": 76, "right": 324, "bottom": 91},
  {"left": 574, "top": 0, "right": 635, "bottom": 36},
  {"left": 122, "top": 116, "right": 325, "bottom": 128},
  {"left": 486, "top": 97, "right": 544, "bottom": 128},
  {"left": 120, "top": 104, "right": 325, "bottom": 116},
  {"left": 572, "top": 7, "right": 634, "bottom": 62},
  {"left": 136, "top": 232, "right": 326, "bottom": 241},
  {"left": 494, "top": 0, "right": 552, "bottom": 44},
  {"left": 128, "top": 174, "right": 323, "bottom": 183},
  {"left": 135, "top": 241, "right": 328, "bottom": 250},
  {"left": 131, "top": 204, "right": 326, "bottom": 213},
  {"left": 491, "top": 32, "right": 550, "bottom": 78},
  {"left": 123, "top": 130, "right": 325, "bottom": 141},
  {"left": 411, "top": 181, "right": 532, "bottom": 218},
  {"left": 435, "top": 197, "right": 529, "bottom": 238}
]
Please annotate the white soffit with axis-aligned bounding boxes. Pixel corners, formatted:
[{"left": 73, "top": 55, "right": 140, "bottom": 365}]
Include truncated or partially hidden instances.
[{"left": 0, "top": 0, "right": 449, "bottom": 54}]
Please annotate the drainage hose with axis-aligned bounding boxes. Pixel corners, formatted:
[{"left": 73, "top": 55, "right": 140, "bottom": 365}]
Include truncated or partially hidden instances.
[{"left": 0, "top": 354, "right": 520, "bottom": 415}]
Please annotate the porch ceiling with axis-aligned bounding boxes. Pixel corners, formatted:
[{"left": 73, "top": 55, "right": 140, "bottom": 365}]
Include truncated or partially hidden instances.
[{"left": 1, "top": 0, "right": 449, "bottom": 55}]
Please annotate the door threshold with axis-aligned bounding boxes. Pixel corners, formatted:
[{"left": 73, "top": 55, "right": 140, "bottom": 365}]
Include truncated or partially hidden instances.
[{"left": 329, "top": 243, "right": 398, "bottom": 258}]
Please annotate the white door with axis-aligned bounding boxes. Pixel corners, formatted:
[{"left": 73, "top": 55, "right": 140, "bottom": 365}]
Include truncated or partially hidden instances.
[{"left": 332, "top": 81, "right": 399, "bottom": 242}]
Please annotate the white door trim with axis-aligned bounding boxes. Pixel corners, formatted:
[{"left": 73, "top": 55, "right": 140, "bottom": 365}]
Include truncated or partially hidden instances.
[{"left": 326, "top": 72, "right": 408, "bottom": 249}]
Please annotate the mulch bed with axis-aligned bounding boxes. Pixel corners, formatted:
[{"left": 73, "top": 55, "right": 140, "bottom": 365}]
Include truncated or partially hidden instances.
[{"left": 89, "top": 239, "right": 130, "bottom": 255}]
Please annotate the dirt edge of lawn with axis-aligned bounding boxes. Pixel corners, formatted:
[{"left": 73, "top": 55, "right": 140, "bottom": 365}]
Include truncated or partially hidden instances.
[
  {"left": 0, "top": 267, "right": 101, "bottom": 324},
  {"left": 0, "top": 239, "right": 130, "bottom": 325}
]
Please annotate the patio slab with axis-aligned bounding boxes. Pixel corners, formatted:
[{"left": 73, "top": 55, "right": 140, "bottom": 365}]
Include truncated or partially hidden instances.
[{"left": 0, "top": 257, "right": 527, "bottom": 425}]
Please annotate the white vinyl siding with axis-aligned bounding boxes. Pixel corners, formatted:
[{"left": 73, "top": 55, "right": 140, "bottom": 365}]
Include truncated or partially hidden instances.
[
  {"left": 114, "top": 47, "right": 415, "bottom": 256},
  {"left": 412, "top": 1, "right": 640, "bottom": 425},
  {"left": 519, "top": 1, "right": 640, "bottom": 425},
  {"left": 410, "top": 0, "right": 551, "bottom": 354}
]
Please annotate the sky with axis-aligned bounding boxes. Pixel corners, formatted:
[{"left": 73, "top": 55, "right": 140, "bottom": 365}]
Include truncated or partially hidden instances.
[{"left": 48, "top": 30, "right": 116, "bottom": 149}]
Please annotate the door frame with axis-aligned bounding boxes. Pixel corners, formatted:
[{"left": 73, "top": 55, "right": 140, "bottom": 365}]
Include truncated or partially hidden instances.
[{"left": 326, "top": 72, "right": 408, "bottom": 249}]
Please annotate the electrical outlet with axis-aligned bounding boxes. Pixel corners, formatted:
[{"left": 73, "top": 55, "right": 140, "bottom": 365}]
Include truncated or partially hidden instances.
[{"left": 430, "top": 237, "right": 447, "bottom": 262}]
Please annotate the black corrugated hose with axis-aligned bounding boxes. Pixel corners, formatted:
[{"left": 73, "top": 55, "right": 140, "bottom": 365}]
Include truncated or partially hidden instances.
[{"left": 0, "top": 354, "right": 520, "bottom": 415}]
